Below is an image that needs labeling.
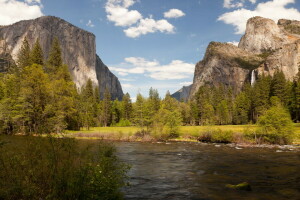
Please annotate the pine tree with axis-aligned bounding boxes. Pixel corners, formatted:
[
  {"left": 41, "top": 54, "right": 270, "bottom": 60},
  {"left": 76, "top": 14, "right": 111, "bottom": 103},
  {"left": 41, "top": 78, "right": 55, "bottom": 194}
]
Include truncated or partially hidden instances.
[
  {"left": 30, "top": 39, "right": 44, "bottom": 65},
  {"left": 233, "top": 92, "right": 251, "bottom": 124},
  {"left": 47, "top": 37, "right": 63, "bottom": 74},
  {"left": 16, "top": 37, "right": 31, "bottom": 69},
  {"left": 271, "top": 70, "right": 287, "bottom": 105},
  {"left": 102, "top": 88, "right": 112, "bottom": 127},
  {"left": 20, "top": 64, "right": 51, "bottom": 134},
  {"left": 79, "top": 79, "right": 96, "bottom": 130},
  {"left": 121, "top": 93, "right": 132, "bottom": 121},
  {"left": 252, "top": 74, "right": 272, "bottom": 122},
  {"left": 134, "top": 93, "right": 146, "bottom": 127}
]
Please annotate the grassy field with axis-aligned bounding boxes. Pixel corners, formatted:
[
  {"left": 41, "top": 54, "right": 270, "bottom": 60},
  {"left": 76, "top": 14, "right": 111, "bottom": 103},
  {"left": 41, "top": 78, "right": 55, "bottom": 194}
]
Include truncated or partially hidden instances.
[{"left": 66, "top": 124, "right": 300, "bottom": 144}]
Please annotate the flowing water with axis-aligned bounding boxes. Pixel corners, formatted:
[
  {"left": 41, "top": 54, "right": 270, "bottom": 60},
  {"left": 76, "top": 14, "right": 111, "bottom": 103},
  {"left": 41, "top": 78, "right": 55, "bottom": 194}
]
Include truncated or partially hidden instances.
[
  {"left": 114, "top": 142, "right": 300, "bottom": 200},
  {"left": 251, "top": 70, "right": 256, "bottom": 86}
]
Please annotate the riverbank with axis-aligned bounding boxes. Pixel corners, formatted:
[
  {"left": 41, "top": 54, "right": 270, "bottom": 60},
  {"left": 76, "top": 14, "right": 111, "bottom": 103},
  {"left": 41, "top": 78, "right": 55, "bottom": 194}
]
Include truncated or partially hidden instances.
[{"left": 65, "top": 124, "right": 300, "bottom": 146}]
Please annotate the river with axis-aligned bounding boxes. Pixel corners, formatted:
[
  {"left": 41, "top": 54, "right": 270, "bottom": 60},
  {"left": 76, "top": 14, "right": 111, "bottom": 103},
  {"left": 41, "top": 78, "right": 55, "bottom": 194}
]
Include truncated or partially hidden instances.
[{"left": 114, "top": 142, "right": 300, "bottom": 200}]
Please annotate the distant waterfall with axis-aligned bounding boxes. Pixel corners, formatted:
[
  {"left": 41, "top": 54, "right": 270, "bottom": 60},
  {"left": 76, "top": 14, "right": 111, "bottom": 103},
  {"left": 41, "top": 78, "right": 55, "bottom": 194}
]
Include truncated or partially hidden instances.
[{"left": 251, "top": 70, "right": 256, "bottom": 86}]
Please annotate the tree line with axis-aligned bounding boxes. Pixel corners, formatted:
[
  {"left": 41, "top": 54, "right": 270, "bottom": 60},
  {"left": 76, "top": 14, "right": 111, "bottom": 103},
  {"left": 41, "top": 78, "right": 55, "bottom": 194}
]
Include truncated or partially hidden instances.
[{"left": 0, "top": 37, "right": 299, "bottom": 135}]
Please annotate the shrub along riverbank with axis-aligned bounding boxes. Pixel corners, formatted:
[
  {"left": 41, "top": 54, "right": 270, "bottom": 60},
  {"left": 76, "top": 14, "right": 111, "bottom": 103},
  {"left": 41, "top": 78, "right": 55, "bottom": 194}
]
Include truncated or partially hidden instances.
[
  {"left": 66, "top": 124, "right": 300, "bottom": 145},
  {"left": 0, "top": 136, "right": 129, "bottom": 199}
]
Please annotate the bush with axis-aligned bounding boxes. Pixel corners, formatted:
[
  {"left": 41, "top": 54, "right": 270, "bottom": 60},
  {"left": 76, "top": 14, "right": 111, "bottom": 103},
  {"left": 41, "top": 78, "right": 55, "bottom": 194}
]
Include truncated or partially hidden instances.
[
  {"left": 0, "top": 136, "right": 129, "bottom": 199},
  {"left": 198, "top": 129, "right": 233, "bottom": 143},
  {"left": 150, "top": 109, "right": 182, "bottom": 140},
  {"left": 115, "top": 119, "right": 131, "bottom": 127},
  {"left": 256, "top": 103, "right": 294, "bottom": 144}
]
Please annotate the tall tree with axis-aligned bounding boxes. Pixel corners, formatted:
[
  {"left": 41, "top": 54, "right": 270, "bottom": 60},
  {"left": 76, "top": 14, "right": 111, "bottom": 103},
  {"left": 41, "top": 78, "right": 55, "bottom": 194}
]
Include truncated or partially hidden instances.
[
  {"left": 47, "top": 37, "right": 63, "bottom": 74},
  {"left": 121, "top": 93, "right": 132, "bottom": 121},
  {"left": 101, "top": 88, "right": 112, "bottom": 127},
  {"left": 30, "top": 38, "right": 44, "bottom": 65},
  {"left": 271, "top": 70, "right": 288, "bottom": 105},
  {"left": 16, "top": 37, "right": 31, "bottom": 70},
  {"left": 20, "top": 64, "right": 51, "bottom": 134}
]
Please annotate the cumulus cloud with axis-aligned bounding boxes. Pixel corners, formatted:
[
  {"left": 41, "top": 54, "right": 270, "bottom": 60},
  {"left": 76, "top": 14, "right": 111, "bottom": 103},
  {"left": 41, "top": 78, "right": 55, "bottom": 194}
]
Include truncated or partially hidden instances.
[
  {"left": 164, "top": 9, "right": 185, "bottom": 18},
  {"left": 105, "top": 0, "right": 180, "bottom": 38},
  {"left": 86, "top": 20, "right": 95, "bottom": 27},
  {"left": 122, "top": 83, "right": 134, "bottom": 88},
  {"left": 223, "top": 0, "right": 256, "bottom": 8},
  {"left": 105, "top": 0, "right": 142, "bottom": 27},
  {"left": 124, "top": 18, "right": 175, "bottom": 38},
  {"left": 227, "top": 41, "right": 239, "bottom": 46},
  {"left": 0, "top": 0, "right": 43, "bottom": 25},
  {"left": 25, "top": 0, "right": 41, "bottom": 4},
  {"left": 219, "top": 0, "right": 300, "bottom": 34},
  {"left": 179, "top": 81, "right": 193, "bottom": 86},
  {"left": 110, "top": 57, "right": 195, "bottom": 80}
]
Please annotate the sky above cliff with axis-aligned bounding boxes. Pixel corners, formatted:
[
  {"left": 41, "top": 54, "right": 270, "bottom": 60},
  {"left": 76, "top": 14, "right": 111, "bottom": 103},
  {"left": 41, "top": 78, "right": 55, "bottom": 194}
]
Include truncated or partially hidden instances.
[{"left": 1, "top": 0, "right": 300, "bottom": 99}]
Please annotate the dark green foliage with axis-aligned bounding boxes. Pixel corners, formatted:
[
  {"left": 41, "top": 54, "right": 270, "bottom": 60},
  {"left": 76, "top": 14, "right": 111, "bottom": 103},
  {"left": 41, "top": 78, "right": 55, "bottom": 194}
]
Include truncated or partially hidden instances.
[
  {"left": 80, "top": 79, "right": 96, "bottom": 130},
  {"left": 16, "top": 37, "right": 31, "bottom": 69},
  {"left": 46, "top": 37, "right": 63, "bottom": 74},
  {"left": 271, "top": 70, "right": 288, "bottom": 105},
  {"left": 0, "top": 136, "right": 128, "bottom": 199},
  {"left": 102, "top": 88, "right": 112, "bottom": 127},
  {"left": 121, "top": 93, "right": 132, "bottom": 121},
  {"left": 233, "top": 92, "right": 251, "bottom": 124},
  {"left": 30, "top": 39, "right": 44, "bottom": 65},
  {"left": 256, "top": 99, "right": 294, "bottom": 144}
]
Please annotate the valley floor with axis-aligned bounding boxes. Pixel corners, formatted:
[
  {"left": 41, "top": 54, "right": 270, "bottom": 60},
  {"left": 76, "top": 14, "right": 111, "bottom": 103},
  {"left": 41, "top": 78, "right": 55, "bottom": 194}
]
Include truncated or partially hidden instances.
[{"left": 66, "top": 124, "right": 300, "bottom": 145}]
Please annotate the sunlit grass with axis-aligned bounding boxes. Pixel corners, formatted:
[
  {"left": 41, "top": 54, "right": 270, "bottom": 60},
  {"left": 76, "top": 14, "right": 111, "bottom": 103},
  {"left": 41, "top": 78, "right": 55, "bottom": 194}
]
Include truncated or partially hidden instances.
[{"left": 66, "top": 124, "right": 300, "bottom": 144}]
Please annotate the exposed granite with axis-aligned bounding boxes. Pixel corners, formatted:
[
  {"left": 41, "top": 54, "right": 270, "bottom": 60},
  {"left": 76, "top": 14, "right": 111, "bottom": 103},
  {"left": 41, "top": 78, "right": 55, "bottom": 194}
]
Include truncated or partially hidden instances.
[
  {"left": 171, "top": 85, "right": 192, "bottom": 102},
  {"left": 188, "top": 16, "right": 300, "bottom": 99},
  {"left": 0, "top": 16, "right": 123, "bottom": 99}
]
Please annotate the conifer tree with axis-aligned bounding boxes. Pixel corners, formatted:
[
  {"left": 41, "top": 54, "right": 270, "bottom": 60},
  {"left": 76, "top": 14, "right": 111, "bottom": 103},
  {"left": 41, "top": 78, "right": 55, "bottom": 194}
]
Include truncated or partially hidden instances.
[
  {"left": 102, "top": 88, "right": 112, "bottom": 127},
  {"left": 271, "top": 70, "right": 287, "bottom": 105},
  {"left": 121, "top": 93, "right": 132, "bottom": 121},
  {"left": 47, "top": 37, "right": 63, "bottom": 74},
  {"left": 16, "top": 37, "right": 31, "bottom": 69},
  {"left": 30, "top": 39, "right": 44, "bottom": 65}
]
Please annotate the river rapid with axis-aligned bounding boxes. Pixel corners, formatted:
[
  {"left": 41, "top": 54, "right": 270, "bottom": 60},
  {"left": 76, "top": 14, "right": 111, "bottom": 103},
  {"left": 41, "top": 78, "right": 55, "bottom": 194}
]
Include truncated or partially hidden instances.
[{"left": 114, "top": 142, "right": 300, "bottom": 200}]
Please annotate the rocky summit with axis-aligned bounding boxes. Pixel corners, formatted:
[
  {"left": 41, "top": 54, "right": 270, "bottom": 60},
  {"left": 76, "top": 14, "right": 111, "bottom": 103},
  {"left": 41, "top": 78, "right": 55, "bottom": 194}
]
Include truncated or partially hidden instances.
[
  {"left": 0, "top": 16, "right": 123, "bottom": 100},
  {"left": 182, "top": 16, "right": 300, "bottom": 100}
]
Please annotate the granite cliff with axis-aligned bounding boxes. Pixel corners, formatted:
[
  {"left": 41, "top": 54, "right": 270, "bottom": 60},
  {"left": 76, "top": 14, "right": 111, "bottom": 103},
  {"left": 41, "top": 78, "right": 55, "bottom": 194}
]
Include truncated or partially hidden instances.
[
  {"left": 0, "top": 16, "right": 123, "bottom": 99},
  {"left": 171, "top": 85, "right": 192, "bottom": 102},
  {"left": 186, "top": 16, "right": 300, "bottom": 99}
]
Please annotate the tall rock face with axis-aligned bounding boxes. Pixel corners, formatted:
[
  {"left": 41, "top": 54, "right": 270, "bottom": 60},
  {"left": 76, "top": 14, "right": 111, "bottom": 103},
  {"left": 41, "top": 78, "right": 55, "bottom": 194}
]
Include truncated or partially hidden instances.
[
  {"left": 188, "top": 16, "right": 300, "bottom": 100},
  {"left": 239, "top": 16, "right": 288, "bottom": 54},
  {"left": 0, "top": 39, "right": 15, "bottom": 73},
  {"left": 0, "top": 16, "right": 123, "bottom": 99},
  {"left": 96, "top": 55, "right": 123, "bottom": 100},
  {"left": 189, "top": 42, "right": 264, "bottom": 98},
  {"left": 171, "top": 85, "right": 192, "bottom": 102}
]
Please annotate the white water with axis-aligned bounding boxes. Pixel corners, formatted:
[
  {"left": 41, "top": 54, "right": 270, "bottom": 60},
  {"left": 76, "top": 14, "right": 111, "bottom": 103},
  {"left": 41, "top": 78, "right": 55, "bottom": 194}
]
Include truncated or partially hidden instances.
[{"left": 251, "top": 70, "right": 256, "bottom": 86}]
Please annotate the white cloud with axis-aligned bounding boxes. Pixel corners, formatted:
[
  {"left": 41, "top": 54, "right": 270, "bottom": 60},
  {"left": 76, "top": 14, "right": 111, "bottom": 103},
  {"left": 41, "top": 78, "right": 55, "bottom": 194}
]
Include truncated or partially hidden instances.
[
  {"left": 219, "top": 0, "right": 300, "bottom": 34},
  {"left": 120, "top": 78, "right": 135, "bottom": 81},
  {"left": 86, "top": 20, "right": 95, "bottom": 27},
  {"left": 25, "top": 0, "right": 41, "bottom": 4},
  {"left": 105, "top": 0, "right": 142, "bottom": 27},
  {"left": 164, "top": 9, "right": 185, "bottom": 18},
  {"left": 124, "top": 18, "right": 175, "bottom": 38},
  {"left": 227, "top": 41, "right": 239, "bottom": 46},
  {"left": 180, "top": 81, "right": 193, "bottom": 86},
  {"left": 223, "top": 0, "right": 256, "bottom": 9},
  {"left": 105, "top": 0, "right": 178, "bottom": 38},
  {"left": 110, "top": 57, "right": 195, "bottom": 80},
  {"left": 0, "top": 0, "right": 43, "bottom": 25},
  {"left": 122, "top": 83, "right": 134, "bottom": 88}
]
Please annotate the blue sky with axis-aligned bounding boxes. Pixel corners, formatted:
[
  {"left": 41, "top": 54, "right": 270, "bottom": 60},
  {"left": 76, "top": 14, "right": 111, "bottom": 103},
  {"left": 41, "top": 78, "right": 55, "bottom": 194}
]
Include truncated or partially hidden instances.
[{"left": 1, "top": 0, "right": 300, "bottom": 99}]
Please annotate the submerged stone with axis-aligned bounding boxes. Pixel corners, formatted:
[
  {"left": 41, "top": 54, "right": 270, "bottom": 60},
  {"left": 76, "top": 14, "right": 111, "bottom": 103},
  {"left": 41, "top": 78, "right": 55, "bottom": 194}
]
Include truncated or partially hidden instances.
[{"left": 226, "top": 182, "right": 252, "bottom": 191}]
